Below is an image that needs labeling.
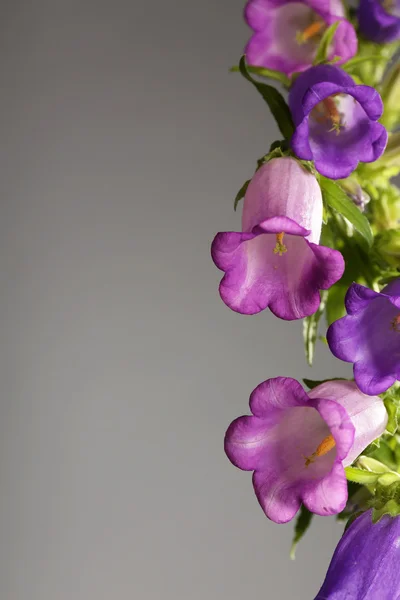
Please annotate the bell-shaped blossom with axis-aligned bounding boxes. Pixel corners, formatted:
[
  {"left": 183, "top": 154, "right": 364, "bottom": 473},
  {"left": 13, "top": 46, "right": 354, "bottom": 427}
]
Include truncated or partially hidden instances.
[
  {"left": 225, "top": 378, "right": 387, "bottom": 524},
  {"left": 211, "top": 158, "right": 344, "bottom": 320},
  {"left": 358, "top": 0, "right": 400, "bottom": 43},
  {"left": 289, "top": 65, "right": 388, "bottom": 179},
  {"left": 327, "top": 279, "right": 400, "bottom": 396},
  {"left": 244, "top": 0, "right": 357, "bottom": 77},
  {"left": 315, "top": 510, "right": 400, "bottom": 599}
]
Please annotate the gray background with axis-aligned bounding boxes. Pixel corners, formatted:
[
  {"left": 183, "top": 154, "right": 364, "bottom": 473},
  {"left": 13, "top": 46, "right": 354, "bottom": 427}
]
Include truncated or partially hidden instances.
[{"left": 0, "top": 1, "right": 350, "bottom": 598}]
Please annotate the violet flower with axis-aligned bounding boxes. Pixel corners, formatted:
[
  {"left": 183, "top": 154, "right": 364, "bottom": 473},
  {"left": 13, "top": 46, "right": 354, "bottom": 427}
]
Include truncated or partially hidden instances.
[
  {"left": 225, "top": 378, "right": 387, "bottom": 524},
  {"left": 244, "top": 0, "right": 357, "bottom": 76},
  {"left": 315, "top": 510, "right": 400, "bottom": 599},
  {"left": 211, "top": 158, "right": 344, "bottom": 320},
  {"left": 327, "top": 279, "right": 400, "bottom": 396},
  {"left": 358, "top": 0, "right": 400, "bottom": 43},
  {"left": 289, "top": 65, "right": 388, "bottom": 179}
]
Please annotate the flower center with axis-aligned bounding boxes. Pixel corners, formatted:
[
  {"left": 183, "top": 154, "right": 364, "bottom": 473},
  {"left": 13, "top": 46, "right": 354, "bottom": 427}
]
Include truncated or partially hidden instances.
[
  {"left": 382, "top": 0, "right": 400, "bottom": 16},
  {"left": 391, "top": 314, "right": 400, "bottom": 332},
  {"left": 273, "top": 232, "right": 287, "bottom": 256},
  {"left": 311, "top": 95, "right": 345, "bottom": 135},
  {"left": 296, "top": 19, "right": 325, "bottom": 45},
  {"left": 305, "top": 434, "right": 336, "bottom": 467}
]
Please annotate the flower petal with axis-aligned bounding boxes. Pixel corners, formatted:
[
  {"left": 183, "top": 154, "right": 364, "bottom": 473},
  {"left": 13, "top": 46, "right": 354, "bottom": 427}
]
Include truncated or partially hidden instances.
[
  {"left": 344, "top": 282, "right": 381, "bottom": 315},
  {"left": 308, "top": 380, "right": 388, "bottom": 466},
  {"left": 211, "top": 223, "right": 344, "bottom": 319},
  {"left": 354, "top": 360, "right": 397, "bottom": 397},
  {"left": 225, "top": 415, "right": 277, "bottom": 471},
  {"left": 302, "top": 462, "right": 348, "bottom": 516},
  {"left": 253, "top": 468, "right": 302, "bottom": 523},
  {"left": 249, "top": 377, "right": 309, "bottom": 416}
]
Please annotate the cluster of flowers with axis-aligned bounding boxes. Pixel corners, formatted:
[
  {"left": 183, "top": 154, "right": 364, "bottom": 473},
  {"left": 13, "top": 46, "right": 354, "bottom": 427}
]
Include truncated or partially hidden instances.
[{"left": 211, "top": 0, "right": 400, "bottom": 597}]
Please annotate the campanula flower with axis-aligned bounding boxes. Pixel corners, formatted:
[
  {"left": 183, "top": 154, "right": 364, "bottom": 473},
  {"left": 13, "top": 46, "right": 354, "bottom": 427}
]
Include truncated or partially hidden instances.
[
  {"left": 225, "top": 378, "right": 387, "bottom": 523},
  {"left": 211, "top": 158, "right": 344, "bottom": 320},
  {"left": 315, "top": 510, "right": 400, "bottom": 599},
  {"left": 358, "top": 0, "right": 400, "bottom": 43},
  {"left": 328, "top": 279, "right": 400, "bottom": 396},
  {"left": 289, "top": 65, "right": 388, "bottom": 179},
  {"left": 244, "top": 0, "right": 357, "bottom": 76}
]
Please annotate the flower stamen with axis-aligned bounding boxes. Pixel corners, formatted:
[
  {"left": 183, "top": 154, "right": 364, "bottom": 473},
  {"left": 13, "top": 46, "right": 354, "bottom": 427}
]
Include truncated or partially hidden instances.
[
  {"left": 305, "top": 434, "right": 336, "bottom": 467},
  {"left": 273, "top": 231, "right": 287, "bottom": 256},
  {"left": 313, "top": 96, "right": 345, "bottom": 134},
  {"left": 296, "top": 20, "right": 325, "bottom": 44},
  {"left": 391, "top": 314, "right": 400, "bottom": 332}
]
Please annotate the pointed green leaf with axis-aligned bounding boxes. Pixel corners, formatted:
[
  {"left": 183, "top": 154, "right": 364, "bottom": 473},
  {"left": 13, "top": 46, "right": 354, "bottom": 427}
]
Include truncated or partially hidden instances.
[
  {"left": 343, "top": 55, "right": 385, "bottom": 72},
  {"left": 238, "top": 56, "right": 294, "bottom": 140},
  {"left": 320, "top": 177, "right": 374, "bottom": 247},
  {"left": 345, "top": 467, "right": 382, "bottom": 485},
  {"left": 384, "top": 396, "right": 400, "bottom": 436},
  {"left": 314, "top": 22, "right": 340, "bottom": 65},
  {"left": 234, "top": 180, "right": 250, "bottom": 211},
  {"left": 230, "top": 65, "right": 291, "bottom": 87},
  {"left": 290, "top": 505, "right": 313, "bottom": 560},
  {"left": 303, "top": 290, "right": 328, "bottom": 366}
]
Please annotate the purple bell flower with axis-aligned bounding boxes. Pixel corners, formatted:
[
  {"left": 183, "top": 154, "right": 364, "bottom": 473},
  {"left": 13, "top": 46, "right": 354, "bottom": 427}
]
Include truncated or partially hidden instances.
[
  {"left": 289, "top": 65, "right": 388, "bottom": 179},
  {"left": 244, "top": 0, "right": 357, "bottom": 76},
  {"left": 225, "top": 378, "right": 387, "bottom": 524},
  {"left": 327, "top": 279, "right": 400, "bottom": 396},
  {"left": 315, "top": 510, "right": 400, "bottom": 599},
  {"left": 358, "top": 0, "right": 400, "bottom": 43},
  {"left": 211, "top": 157, "right": 344, "bottom": 320}
]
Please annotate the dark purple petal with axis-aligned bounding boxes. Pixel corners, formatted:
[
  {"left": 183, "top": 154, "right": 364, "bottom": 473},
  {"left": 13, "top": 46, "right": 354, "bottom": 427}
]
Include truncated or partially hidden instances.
[
  {"left": 383, "top": 277, "right": 400, "bottom": 297},
  {"left": 289, "top": 65, "right": 387, "bottom": 179},
  {"left": 344, "top": 282, "right": 381, "bottom": 315},
  {"left": 358, "top": 0, "right": 400, "bottom": 43},
  {"left": 328, "top": 283, "right": 400, "bottom": 396},
  {"left": 315, "top": 511, "right": 400, "bottom": 599}
]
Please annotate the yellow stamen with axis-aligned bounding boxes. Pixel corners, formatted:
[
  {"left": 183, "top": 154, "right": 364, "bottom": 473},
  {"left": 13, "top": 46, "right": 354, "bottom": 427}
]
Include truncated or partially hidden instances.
[
  {"left": 313, "top": 96, "right": 345, "bottom": 134},
  {"left": 383, "top": 0, "right": 394, "bottom": 12},
  {"left": 391, "top": 314, "right": 400, "bottom": 332},
  {"left": 273, "top": 231, "right": 287, "bottom": 256},
  {"left": 297, "top": 20, "right": 325, "bottom": 44},
  {"left": 305, "top": 434, "right": 336, "bottom": 467}
]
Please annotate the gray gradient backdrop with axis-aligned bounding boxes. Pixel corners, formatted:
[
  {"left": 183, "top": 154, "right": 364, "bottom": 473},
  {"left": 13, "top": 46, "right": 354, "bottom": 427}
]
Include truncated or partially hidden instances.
[{"left": 0, "top": 1, "right": 351, "bottom": 599}]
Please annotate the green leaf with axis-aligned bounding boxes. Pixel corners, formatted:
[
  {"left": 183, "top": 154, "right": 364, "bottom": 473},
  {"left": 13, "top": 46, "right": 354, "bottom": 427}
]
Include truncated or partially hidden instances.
[
  {"left": 303, "top": 377, "right": 347, "bottom": 390},
  {"left": 230, "top": 64, "right": 291, "bottom": 87},
  {"left": 384, "top": 396, "right": 400, "bottom": 436},
  {"left": 234, "top": 180, "right": 250, "bottom": 211},
  {"left": 320, "top": 177, "right": 374, "bottom": 247},
  {"left": 314, "top": 22, "right": 340, "bottom": 65},
  {"left": 238, "top": 56, "right": 294, "bottom": 140},
  {"left": 303, "top": 291, "right": 328, "bottom": 366},
  {"left": 345, "top": 467, "right": 382, "bottom": 485},
  {"left": 372, "top": 479, "right": 400, "bottom": 522},
  {"left": 290, "top": 505, "right": 313, "bottom": 560},
  {"left": 326, "top": 283, "right": 348, "bottom": 326},
  {"left": 343, "top": 55, "right": 385, "bottom": 72}
]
